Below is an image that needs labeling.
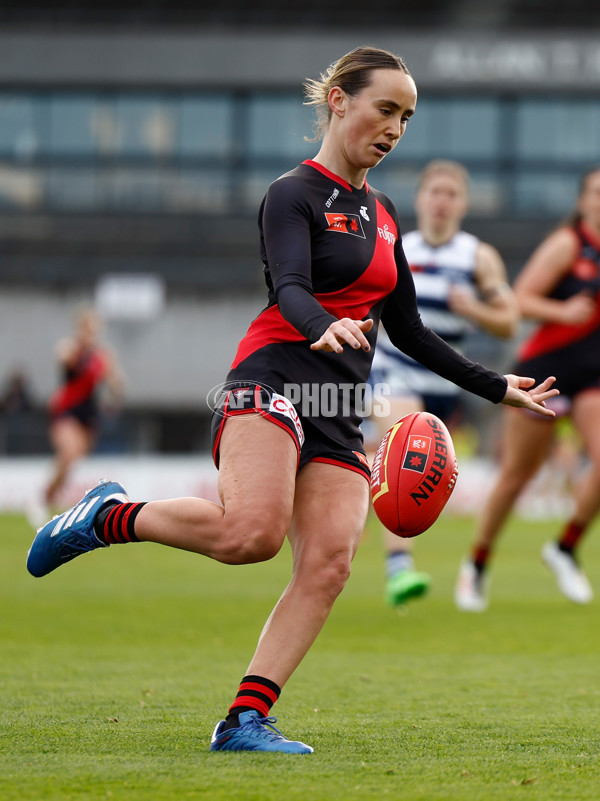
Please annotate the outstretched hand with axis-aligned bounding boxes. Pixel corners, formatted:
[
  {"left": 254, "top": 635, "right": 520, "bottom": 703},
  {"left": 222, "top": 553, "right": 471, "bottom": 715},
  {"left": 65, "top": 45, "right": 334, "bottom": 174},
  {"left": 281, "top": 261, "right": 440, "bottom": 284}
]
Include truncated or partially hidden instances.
[
  {"left": 501, "top": 374, "right": 559, "bottom": 417},
  {"left": 311, "top": 318, "right": 374, "bottom": 354}
]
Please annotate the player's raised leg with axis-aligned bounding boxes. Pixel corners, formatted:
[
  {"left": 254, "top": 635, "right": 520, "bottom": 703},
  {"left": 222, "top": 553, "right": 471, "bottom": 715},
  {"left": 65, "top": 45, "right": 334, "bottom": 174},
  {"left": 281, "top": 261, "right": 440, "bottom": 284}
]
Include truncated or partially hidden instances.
[
  {"left": 28, "top": 414, "right": 297, "bottom": 577},
  {"left": 133, "top": 414, "right": 297, "bottom": 563}
]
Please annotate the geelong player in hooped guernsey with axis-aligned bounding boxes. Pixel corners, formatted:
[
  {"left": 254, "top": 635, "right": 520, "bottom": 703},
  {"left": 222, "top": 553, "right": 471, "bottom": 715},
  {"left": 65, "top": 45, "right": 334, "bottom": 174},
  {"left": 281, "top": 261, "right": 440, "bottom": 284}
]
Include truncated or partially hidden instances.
[
  {"left": 368, "top": 160, "right": 519, "bottom": 609},
  {"left": 372, "top": 228, "right": 483, "bottom": 404}
]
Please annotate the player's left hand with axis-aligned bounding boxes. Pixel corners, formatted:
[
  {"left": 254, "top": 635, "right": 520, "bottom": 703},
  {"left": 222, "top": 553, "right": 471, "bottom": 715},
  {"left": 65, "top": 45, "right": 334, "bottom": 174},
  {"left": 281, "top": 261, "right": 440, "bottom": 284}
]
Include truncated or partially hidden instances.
[{"left": 501, "top": 374, "right": 558, "bottom": 417}]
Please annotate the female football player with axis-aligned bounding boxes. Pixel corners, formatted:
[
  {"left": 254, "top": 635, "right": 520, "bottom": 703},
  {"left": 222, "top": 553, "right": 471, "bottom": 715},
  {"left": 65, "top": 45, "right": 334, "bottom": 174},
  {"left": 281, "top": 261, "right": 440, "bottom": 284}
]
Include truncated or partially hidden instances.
[
  {"left": 456, "top": 166, "right": 600, "bottom": 611},
  {"left": 27, "top": 307, "right": 124, "bottom": 526},
  {"left": 28, "top": 46, "right": 557, "bottom": 753}
]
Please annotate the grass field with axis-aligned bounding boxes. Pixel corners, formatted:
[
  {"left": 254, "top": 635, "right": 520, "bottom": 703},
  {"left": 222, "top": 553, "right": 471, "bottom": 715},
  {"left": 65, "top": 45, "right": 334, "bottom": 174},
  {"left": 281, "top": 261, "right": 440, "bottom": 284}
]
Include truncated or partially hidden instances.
[{"left": 1, "top": 507, "right": 600, "bottom": 800}]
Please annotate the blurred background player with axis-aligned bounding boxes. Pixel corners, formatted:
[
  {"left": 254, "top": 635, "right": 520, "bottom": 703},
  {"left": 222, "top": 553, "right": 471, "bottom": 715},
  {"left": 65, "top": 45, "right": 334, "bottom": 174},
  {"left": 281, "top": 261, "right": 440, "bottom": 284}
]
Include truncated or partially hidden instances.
[
  {"left": 369, "top": 160, "right": 519, "bottom": 607},
  {"left": 27, "top": 307, "right": 124, "bottom": 526},
  {"left": 455, "top": 165, "right": 600, "bottom": 611}
]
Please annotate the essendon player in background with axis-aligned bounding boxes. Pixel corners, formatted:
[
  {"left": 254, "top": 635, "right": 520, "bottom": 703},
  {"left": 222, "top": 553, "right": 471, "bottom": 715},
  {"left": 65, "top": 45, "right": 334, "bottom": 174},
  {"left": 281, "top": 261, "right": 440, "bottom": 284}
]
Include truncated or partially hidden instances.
[
  {"left": 28, "top": 308, "right": 124, "bottom": 525},
  {"left": 456, "top": 166, "right": 600, "bottom": 612},
  {"left": 28, "top": 47, "right": 557, "bottom": 754}
]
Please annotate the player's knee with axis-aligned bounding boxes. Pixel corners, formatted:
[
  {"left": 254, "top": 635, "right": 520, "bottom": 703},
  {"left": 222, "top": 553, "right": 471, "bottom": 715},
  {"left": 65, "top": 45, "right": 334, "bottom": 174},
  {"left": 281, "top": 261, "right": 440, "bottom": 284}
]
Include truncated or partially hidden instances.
[
  {"left": 499, "top": 464, "right": 535, "bottom": 496},
  {"left": 329, "top": 551, "right": 353, "bottom": 591},
  {"left": 220, "top": 512, "right": 287, "bottom": 564},
  {"left": 303, "top": 550, "right": 353, "bottom": 600}
]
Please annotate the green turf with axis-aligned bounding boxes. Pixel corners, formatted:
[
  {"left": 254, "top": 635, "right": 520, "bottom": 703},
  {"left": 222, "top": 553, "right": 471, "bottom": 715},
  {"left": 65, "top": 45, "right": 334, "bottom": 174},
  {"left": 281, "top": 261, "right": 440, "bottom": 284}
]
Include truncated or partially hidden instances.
[{"left": 2, "top": 507, "right": 599, "bottom": 800}]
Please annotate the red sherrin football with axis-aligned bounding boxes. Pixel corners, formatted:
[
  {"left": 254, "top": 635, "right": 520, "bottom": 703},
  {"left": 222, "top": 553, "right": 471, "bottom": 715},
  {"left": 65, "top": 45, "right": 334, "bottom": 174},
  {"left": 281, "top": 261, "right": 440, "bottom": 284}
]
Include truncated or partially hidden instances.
[{"left": 370, "top": 411, "right": 458, "bottom": 538}]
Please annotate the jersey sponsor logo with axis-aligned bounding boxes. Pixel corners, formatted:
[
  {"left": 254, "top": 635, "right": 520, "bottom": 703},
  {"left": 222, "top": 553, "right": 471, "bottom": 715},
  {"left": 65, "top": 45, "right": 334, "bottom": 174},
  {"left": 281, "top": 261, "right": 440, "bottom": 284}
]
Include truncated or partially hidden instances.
[
  {"left": 402, "top": 435, "right": 431, "bottom": 473},
  {"left": 324, "top": 212, "right": 366, "bottom": 239},
  {"left": 325, "top": 188, "right": 339, "bottom": 208},
  {"left": 377, "top": 223, "right": 396, "bottom": 246},
  {"left": 359, "top": 205, "right": 370, "bottom": 221},
  {"left": 269, "top": 392, "right": 305, "bottom": 446}
]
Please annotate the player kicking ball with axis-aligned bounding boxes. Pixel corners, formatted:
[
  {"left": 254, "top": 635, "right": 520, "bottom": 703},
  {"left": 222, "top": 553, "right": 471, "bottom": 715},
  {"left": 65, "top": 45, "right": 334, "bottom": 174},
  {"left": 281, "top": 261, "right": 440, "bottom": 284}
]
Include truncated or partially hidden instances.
[{"left": 27, "top": 47, "right": 557, "bottom": 754}]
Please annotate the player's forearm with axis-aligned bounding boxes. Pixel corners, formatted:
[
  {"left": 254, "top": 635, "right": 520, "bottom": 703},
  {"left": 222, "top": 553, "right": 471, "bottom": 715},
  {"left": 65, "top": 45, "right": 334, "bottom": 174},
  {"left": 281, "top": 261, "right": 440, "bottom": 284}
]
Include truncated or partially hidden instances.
[{"left": 466, "top": 299, "right": 519, "bottom": 338}]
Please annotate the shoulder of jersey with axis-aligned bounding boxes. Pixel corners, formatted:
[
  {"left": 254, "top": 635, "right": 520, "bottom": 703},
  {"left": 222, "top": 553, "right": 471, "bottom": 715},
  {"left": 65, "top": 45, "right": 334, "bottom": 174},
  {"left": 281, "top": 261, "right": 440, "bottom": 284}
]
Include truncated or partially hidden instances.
[
  {"left": 453, "top": 230, "right": 480, "bottom": 249},
  {"left": 402, "top": 229, "right": 422, "bottom": 247},
  {"left": 369, "top": 187, "right": 399, "bottom": 219},
  {"left": 272, "top": 165, "right": 310, "bottom": 184}
]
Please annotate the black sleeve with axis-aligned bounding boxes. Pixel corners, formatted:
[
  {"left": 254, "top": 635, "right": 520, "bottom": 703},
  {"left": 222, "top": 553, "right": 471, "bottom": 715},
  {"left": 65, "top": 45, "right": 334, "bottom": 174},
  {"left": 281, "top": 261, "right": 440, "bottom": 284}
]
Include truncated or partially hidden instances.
[
  {"left": 261, "top": 178, "right": 337, "bottom": 342},
  {"left": 381, "top": 240, "right": 508, "bottom": 404}
]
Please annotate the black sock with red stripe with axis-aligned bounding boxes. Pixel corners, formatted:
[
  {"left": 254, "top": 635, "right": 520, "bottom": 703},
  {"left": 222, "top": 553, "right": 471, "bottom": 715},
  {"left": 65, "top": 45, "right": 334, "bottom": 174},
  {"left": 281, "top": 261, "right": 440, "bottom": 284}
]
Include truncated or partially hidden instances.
[
  {"left": 222, "top": 675, "right": 281, "bottom": 731},
  {"left": 471, "top": 545, "right": 491, "bottom": 574},
  {"left": 93, "top": 502, "right": 145, "bottom": 544},
  {"left": 558, "top": 520, "right": 586, "bottom": 555}
]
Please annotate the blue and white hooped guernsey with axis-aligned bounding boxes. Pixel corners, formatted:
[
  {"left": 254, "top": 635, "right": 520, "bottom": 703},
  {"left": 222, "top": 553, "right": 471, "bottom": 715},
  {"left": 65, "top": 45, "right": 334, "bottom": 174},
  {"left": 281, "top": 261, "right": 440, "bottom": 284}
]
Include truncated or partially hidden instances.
[{"left": 371, "top": 229, "right": 480, "bottom": 398}]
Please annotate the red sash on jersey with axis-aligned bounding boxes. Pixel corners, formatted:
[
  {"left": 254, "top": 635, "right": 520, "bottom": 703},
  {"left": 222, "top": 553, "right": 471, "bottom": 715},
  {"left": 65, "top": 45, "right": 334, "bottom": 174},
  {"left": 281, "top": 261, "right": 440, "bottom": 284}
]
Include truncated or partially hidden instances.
[
  {"left": 518, "top": 224, "right": 600, "bottom": 362},
  {"left": 49, "top": 349, "right": 107, "bottom": 416}
]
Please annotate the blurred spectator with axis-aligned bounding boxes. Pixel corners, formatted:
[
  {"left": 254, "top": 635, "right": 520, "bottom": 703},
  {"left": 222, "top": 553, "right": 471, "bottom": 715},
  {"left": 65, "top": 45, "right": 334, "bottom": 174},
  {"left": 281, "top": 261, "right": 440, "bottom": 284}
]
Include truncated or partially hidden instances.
[
  {"left": 0, "top": 369, "right": 33, "bottom": 415},
  {"left": 0, "top": 368, "right": 35, "bottom": 454}
]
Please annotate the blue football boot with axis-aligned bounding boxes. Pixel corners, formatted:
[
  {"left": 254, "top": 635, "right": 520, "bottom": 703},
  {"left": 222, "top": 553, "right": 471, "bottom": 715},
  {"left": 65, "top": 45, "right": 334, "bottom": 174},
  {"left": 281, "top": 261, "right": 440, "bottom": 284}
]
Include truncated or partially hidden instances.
[
  {"left": 27, "top": 479, "right": 128, "bottom": 577},
  {"left": 210, "top": 710, "right": 314, "bottom": 754}
]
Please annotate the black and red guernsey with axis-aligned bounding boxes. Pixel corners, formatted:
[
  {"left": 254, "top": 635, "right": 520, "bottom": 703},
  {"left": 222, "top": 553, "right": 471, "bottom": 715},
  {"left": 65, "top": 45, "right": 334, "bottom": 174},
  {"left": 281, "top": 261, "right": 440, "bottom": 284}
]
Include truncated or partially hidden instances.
[
  {"left": 514, "top": 222, "right": 600, "bottom": 399},
  {"left": 49, "top": 345, "right": 107, "bottom": 427},
  {"left": 225, "top": 160, "right": 506, "bottom": 445}
]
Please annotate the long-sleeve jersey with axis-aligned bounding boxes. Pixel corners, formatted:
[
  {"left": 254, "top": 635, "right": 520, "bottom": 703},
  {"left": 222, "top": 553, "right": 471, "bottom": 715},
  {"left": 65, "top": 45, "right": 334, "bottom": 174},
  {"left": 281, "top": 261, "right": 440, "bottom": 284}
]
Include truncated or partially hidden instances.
[{"left": 226, "top": 160, "right": 506, "bottom": 445}]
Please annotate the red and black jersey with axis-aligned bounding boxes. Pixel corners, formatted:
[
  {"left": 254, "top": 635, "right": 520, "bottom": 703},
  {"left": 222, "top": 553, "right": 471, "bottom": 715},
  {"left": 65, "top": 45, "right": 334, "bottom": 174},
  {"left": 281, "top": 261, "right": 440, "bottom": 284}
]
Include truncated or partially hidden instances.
[
  {"left": 49, "top": 345, "right": 107, "bottom": 425},
  {"left": 226, "top": 160, "right": 506, "bottom": 445},
  {"left": 514, "top": 222, "right": 600, "bottom": 400},
  {"left": 519, "top": 223, "right": 600, "bottom": 363}
]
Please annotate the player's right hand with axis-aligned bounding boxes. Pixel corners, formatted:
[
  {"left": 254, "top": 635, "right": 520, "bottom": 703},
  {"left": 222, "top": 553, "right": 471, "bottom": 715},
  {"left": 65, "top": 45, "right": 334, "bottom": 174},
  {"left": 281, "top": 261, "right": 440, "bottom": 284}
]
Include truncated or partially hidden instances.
[
  {"left": 558, "top": 291, "right": 596, "bottom": 325},
  {"left": 311, "top": 318, "right": 374, "bottom": 354}
]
